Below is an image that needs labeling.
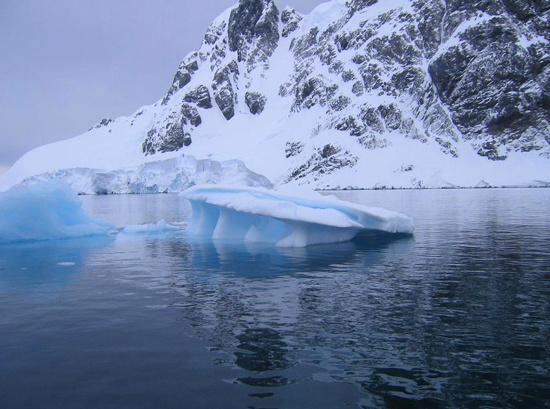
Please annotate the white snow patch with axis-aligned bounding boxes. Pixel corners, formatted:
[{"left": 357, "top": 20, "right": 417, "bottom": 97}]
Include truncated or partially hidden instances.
[{"left": 300, "top": 0, "right": 348, "bottom": 34}]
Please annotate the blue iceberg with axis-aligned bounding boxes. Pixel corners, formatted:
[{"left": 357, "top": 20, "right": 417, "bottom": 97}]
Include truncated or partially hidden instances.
[
  {"left": 0, "top": 181, "right": 114, "bottom": 244},
  {"left": 181, "top": 185, "right": 415, "bottom": 247}
]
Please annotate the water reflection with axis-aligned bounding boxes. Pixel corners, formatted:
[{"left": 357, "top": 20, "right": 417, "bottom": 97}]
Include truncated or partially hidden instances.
[
  {"left": 235, "top": 328, "right": 290, "bottom": 372},
  {"left": 15, "top": 189, "right": 546, "bottom": 409},
  {"left": 0, "top": 235, "right": 114, "bottom": 290},
  {"left": 126, "top": 190, "right": 550, "bottom": 409},
  {"left": 181, "top": 232, "right": 415, "bottom": 278},
  {"left": 234, "top": 327, "right": 292, "bottom": 388},
  {"left": 115, "top": 230, "right": 416, "bottom": 406}
]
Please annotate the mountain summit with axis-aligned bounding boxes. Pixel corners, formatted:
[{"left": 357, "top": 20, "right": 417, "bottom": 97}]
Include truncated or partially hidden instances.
[{"left": 2, "top": 0, "right": 549, "bottom": 192}]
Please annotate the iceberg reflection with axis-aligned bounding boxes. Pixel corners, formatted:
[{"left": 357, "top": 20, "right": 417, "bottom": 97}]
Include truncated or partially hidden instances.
[{"left": 182, "top": 231, "right": 415, "bottom": 278}]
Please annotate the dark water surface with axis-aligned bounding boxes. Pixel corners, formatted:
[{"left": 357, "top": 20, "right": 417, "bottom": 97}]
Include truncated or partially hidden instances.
[{"left": 1, "top": 189, "right": 549, "bottom": 409}]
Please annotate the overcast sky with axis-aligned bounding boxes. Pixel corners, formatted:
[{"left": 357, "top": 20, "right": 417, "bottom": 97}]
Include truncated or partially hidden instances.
[{"left": 0, "top": 0, "right": 324, "bottom": 175}]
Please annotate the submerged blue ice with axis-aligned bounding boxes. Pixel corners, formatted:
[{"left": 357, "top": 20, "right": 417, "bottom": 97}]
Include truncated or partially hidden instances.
[
  {"left": 181, "top": 185, "right": 415, "bottom": 247},
  {"left": 0, "top": 181, "right": 114, "bottom": 244}
]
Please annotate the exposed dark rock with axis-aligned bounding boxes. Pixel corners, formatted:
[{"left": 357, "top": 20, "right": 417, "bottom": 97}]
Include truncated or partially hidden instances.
[
  {"left": 142, "top": 109, "right": 194, "bottom": 155},
  {"left": 293, "top": 77, "right": 339, "bottom": 111},
  {"left": 212, "top": 61, "right": 240, "bottom": 120},
  {"left": 357, "top": 133, "right": 389, "bottom": 150},
  {"left": 352, "top": 53, "right": 367, "bottom": 64},
  {"left": 341, "top": 69, "right": 356, "bottom": 82},
  {"left": 286, "top": 144, "right": 358, "bottom": 182},
  {"left": 202, "top": 19, "right": 228, "bottom": 71},
  {"left": 142, "top": 119, "right": 191, "bottom": 155},
  {"left": 335, "top": 116, "right": 363, "bottom": 136},
  {"left": 159, "top": 122, "right": 186, "bottom": 152},
  {"left": 428, "top": 7, "right": 550, "bottom": 155},
  {"left": 281, "top": 8, "right": 303, "bottom": 38},
  {"left": 329, "top": 95, "right": 351, "bottom": 112},
  {"left": 351, "top": 81, "right": 364, "bottom": 96},
  {"left": 366, "top": 33, "right": 423, "bottom": 66},
  {"left": 435, "top": 137, "right": 459, "bottom": 157},
  {"left": 413, "top": 0, "right": 445, "bottom": 58},
  {"left": 184, "top": 85, "right": 213, "bottom": 109},
  {"left": 477, "top": 140, "right": 508, "bottom": 160},
  {"left": 162, "top": 52, "right": 199, "bottom": 105},
  {"left": 204, "top": 21, "right": 225, "bottom": 45},
  {"left": 245, "top": 91, "right": 267, "bottom": 115},
  {"left": 90, "top": 118, "right": 113, "bottom": 130},
  {"left": 348, "top": 0, "right": 378, "bottom": 14},
  {"left": 228, "top": 0, "right": 280, "bottom": 68},
  {"left": 147, "top": 0, "right": 550, "bottom": 171},
  {"left": 360, "top": 106, "right": 385, "bottom": 134},
  {"left": 290, "top": 27, "right": 319, "bottom": 57},
  {"left": 171, "top": 71, "right": 191, "bottom": 92},
  {"left": 378, "top": 104, "right": 402, "bottom": 130},
  {"left": 285, "top": 141, "right": 304, "bottom": 158},
  {"left": 181, "top": 104, "right": 202, "bottom": 127},
  {"left": 215, "top": 87, "right": 236, "bottom": 120}
]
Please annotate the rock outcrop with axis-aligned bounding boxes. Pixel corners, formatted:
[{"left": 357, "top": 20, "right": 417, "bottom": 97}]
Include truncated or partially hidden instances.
[{"left": 146, "top": 0, "right": 549, "bottom": 169}]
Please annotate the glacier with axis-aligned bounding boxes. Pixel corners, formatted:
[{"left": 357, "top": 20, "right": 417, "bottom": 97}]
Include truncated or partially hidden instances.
[
  {"left": 0, "top": 181, "right": 114, "bottom": 244},
  {"left": 181, "top": 185, "right": 414, "bottom": 247},
  {"left": 6, "top": 154, "right": 271, "bottom": 195}
]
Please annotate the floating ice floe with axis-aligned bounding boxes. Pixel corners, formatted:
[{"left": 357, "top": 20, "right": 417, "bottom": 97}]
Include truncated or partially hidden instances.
[
  {"left": 122, "top": 219, "right": 180, "bottom": 235},
  {"left": 0, "top": 181, "right": 114, "bottom": 244},
  {"left": 181, "top": 185, "right": 415, "bottom": 247}
]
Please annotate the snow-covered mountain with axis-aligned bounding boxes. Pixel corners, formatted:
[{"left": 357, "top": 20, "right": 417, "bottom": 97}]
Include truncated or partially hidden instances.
[{"left": 2, "top": 0, "right": 549, "bottom": 192}]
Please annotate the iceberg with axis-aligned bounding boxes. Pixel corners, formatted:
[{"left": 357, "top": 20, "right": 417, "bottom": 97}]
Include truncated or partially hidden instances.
[
  {"left": 122, "top": 219, "right": 180, "bottom": 235},
  {"left": 0, "top": 181, "right": 114, "bottom": 244},
  {"left": 8, "top": 154, "right": 271, "bottom": 194},
  {"left": 181, "top": 185, "right": 415, "bottom": 247}
]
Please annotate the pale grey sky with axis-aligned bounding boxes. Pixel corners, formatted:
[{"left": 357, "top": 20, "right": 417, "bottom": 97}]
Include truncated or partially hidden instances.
[{"left": 0, "top": 0, "right": 324, "bottom": 175}]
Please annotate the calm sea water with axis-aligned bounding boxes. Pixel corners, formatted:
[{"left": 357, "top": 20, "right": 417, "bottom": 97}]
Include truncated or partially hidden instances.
[{"left": 1, "top": 189, "right": 549, "bottom": 409}]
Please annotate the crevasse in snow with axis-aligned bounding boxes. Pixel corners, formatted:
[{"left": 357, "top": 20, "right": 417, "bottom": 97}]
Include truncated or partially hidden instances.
[{"left": 181, "top": 185, "right": 414, "bottom": 247}]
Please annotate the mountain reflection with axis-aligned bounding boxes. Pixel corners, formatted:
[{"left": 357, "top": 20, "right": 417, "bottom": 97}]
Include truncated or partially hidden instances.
[
  {"left": 139, "top": 213, "right": 549, "bottom": 408},
  {"left": 156, "top": 232, "right": 420, "bottom": 404},
  {"left": 235, "top": 328, "right": 290, "bottom": 373}
]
